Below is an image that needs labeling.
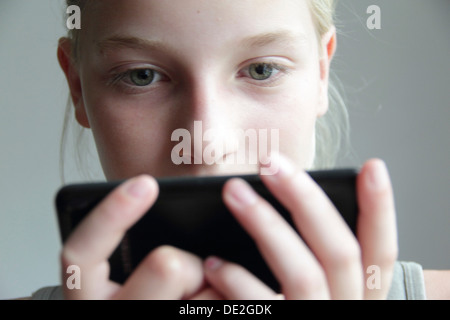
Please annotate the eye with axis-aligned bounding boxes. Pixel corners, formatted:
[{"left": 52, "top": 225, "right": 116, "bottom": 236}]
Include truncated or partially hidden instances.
[
  {"left": 130, "top": 69, "right": 157, "bottom": 86},
  {"left": 106, "top": 66, "right": 168, "bottom": 93},
  {"left": 248, "top": 63, "right": 277, "bottom": 81}
]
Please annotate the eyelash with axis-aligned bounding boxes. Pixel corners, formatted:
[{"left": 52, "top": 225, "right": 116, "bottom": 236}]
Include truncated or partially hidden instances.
[
  {"left": 239, "top": 61, "right": 289, "bottom": 85},
  {"left": 106, "top": 68, "right": 165, "bottom": 94},
  {"left": 106, "top": 61, "right": 290, "bottom": 93}
]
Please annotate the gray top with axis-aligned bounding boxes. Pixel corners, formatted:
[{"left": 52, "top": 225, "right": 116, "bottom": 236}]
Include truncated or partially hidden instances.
[
  {"left": 31, "top": 261, "right": 426, "bottom": 300},
  {"left": 386, "top": 261, "right": 426, "bottom": 300}
]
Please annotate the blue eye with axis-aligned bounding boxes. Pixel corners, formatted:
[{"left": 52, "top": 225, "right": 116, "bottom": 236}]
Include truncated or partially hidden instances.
[{"left": 130, "top": 69, "right": 155, "bottom": 86}]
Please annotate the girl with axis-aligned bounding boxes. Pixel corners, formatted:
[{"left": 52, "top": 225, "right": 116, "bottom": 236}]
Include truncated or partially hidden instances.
[{"left": 32, "top": 0, "right": 449, "bottom": 299}]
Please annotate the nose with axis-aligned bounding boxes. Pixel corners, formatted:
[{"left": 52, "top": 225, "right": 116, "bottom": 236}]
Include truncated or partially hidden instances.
[{"left": 178, "top": 76, "right": 239, "bottom": 166}]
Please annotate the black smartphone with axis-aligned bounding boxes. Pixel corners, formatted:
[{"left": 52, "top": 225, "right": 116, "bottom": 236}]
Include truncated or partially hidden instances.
[{"left": 55, "top": 169, "right": 358, "bottom": 292}]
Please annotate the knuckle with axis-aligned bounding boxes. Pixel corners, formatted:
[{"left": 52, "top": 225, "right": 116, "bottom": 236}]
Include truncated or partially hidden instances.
[
  {"left": 144, "top": 246, "right": 184, "bottom": 281},
  {"left": 290, "top": 175, "right": 315, "bottom": 199},
  {"left": 94, "top": 189, "right": 142, "bottom": 228},
  {"left": 380, "top": 245, "right": 399, "bottom": 268},
  {"left": 60, "top": 245, "right": 79, "bottom": 269},
  {"left": 328, "top": 241, "right": 362, "bottom": 270},
  {"left": 256, "top": 203, "right": 284, "bottom": 226},
  {"left": 368, "top": 185, "right": 394, "bottom": 210},
  {"left": 100, "top": 192, "right": 133, "bottom": 220},
  {"left": 214, "top": 262, "right": 244, "bottom": 286},
  {"left": 286, "top": 268, "right": 326, "bottom": 295}
]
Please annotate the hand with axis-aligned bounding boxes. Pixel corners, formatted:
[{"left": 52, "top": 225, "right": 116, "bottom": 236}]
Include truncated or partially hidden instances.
[
  {"left": 61, "top": 175, "right": 218, "bottom": 299},
  {"left": 204, "top": 155, "right": 398, "bottom": 299}
]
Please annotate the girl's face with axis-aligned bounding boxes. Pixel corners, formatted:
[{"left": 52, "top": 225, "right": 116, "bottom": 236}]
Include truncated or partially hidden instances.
[{"left": 67, "top": 0, "right": 335, "bottom": 180}]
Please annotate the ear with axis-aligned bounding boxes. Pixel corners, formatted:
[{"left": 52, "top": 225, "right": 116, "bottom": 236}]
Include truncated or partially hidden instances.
[
  {"left": 57, "top": 37, "right": 90, "bottom": 128},
  {"left": 317, "top": 26, "right": 337, "bottom": 118}
]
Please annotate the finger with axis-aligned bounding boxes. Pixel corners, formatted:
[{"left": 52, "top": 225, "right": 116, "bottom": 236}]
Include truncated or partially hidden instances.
[
  {"left": 356, "top": 159, "right": 398, "bottom": 299},
  {"left": 191, "top": 287, "right": 225, "bottom": 300},
  {"left": 114, "top": 246, "right": 207, "bottom": 300},
  {"left": 223, "top": 178, "right": 329, "bottom": 300},
  {"left": 61, "top": 175, "right": 158, "bottom": 299},
  {"left": 260, "top": 154, "right": 364, "bottom": 300},
  {"left": 204, "top": 256, "right": 278, "bottom": 300}
]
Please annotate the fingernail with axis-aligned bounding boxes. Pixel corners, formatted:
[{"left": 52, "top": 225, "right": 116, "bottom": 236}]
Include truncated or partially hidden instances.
[
  {"left": 205, "top": 256, "right": 223, "bottom": 271},
  {"left": 367, "top": 160, "right": 389, "bottom": 190},
  {"left": 226, "top": 179, "right": 258, "bottom": 208},
  {"left": 125, "top": 175, "right": 153, "bottom": 198},
  {"left": 261, "top": 153, "right": 295, "bottom": 178}
]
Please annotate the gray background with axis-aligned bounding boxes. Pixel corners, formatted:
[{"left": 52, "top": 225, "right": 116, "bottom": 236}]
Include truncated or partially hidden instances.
[{"left": 0, "top": 0, "right": 448, "bottom": 299}]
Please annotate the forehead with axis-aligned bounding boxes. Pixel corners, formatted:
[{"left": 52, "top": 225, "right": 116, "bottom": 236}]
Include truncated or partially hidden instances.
[{"left": 81, "top": 0, "right": 317, "bottom": 52}]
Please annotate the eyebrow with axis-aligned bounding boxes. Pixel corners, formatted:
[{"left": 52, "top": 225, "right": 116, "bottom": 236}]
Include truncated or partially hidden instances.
[
  {"left": 97, "top": 36, "right": 169, "bottom": 54},
  {"left": 97, "top": 30, "right": 307, "bottom": 54},
  {"left": 240, "top": 30, "right": 308, "bottom": 49}
]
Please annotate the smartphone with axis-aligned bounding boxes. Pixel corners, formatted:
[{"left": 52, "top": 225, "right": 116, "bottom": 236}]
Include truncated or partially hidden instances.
[{"left": 55, "top": 169, "right": 358, "bottom": 292}]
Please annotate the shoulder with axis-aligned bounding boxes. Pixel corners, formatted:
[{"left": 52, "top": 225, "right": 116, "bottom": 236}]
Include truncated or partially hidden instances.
[
  {"left": 387, "top": 261, "right": 450, "bottom": 300},
  {"left": 423, "top": 269, "right": 450, "bottom": 300},
  {"left": 387, "top": 261, "right": 427, "bottom": 300}
]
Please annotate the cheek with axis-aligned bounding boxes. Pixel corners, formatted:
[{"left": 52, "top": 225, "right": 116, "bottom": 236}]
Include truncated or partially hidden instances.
[
  {"left": 254, "top": 81, "right": 320, "bottom": 168},
  {"left": 276, "top": 105, "right": 318, "bottom": 168},
  {"left": 83, "top": 92, "right": 174, "bottom": 179}
]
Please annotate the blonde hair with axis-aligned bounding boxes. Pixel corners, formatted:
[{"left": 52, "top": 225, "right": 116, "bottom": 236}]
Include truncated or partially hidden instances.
[
  {"left": 307, "top": 0, "right": 351, "bottom": 168},
  {"left": 60, "top": 0, "right": 349, "bottom": 181}
]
